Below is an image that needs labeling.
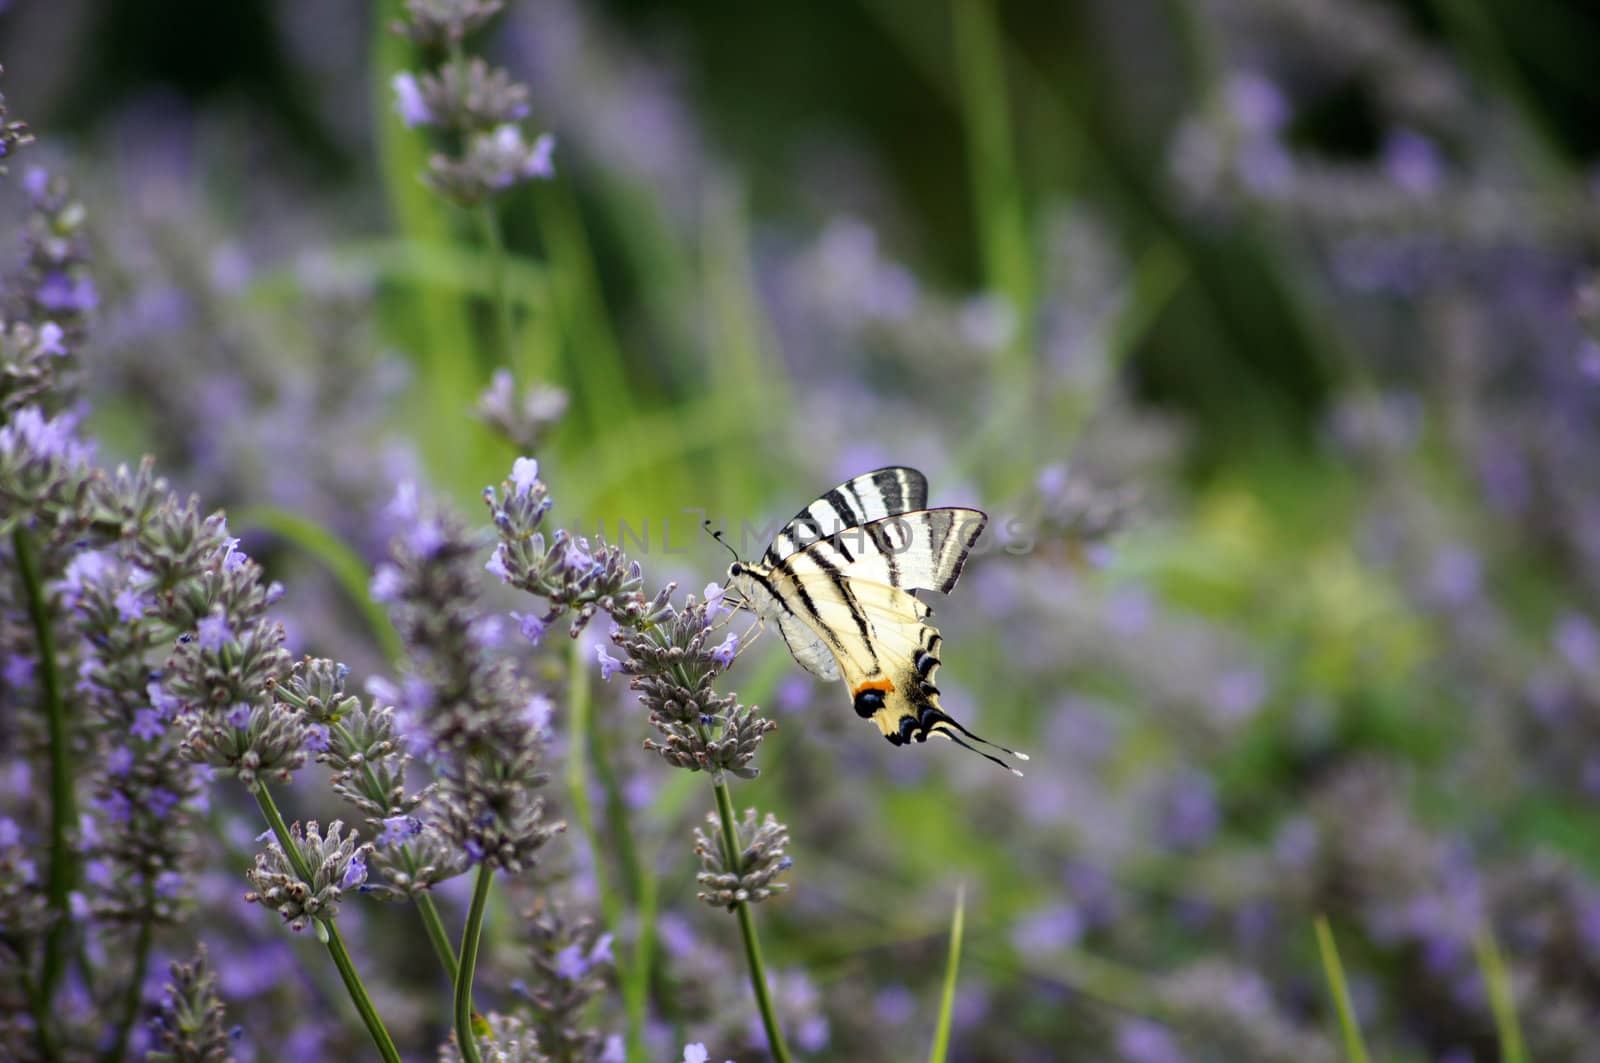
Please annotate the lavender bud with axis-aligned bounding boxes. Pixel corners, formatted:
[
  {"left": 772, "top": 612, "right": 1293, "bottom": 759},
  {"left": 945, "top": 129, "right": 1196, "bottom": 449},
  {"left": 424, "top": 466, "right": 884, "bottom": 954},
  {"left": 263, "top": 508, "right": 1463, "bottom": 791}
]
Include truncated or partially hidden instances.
[
  {"left": 693, "top": 808, "right": 793, "bottom": 910},
  {"left": 244, "top": 819, "right": 371, "bottom": 933},
  {"left": 148, "top": 946, "right": 237, "bottom": 1062}
]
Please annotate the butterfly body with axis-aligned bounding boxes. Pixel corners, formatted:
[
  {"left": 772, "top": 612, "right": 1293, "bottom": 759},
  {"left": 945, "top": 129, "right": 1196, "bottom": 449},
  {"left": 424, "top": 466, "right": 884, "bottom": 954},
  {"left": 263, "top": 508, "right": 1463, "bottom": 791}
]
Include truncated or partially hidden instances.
[{"left": 725, "top": 467, "right": 1026, "bottom": 774}]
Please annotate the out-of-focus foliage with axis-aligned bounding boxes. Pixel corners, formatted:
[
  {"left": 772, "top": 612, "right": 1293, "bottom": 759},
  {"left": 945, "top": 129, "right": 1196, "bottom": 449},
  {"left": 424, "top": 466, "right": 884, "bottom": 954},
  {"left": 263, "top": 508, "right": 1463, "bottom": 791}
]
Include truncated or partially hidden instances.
[{"left": 2, "top": 0, "right": 1600, "bottom": 1059}]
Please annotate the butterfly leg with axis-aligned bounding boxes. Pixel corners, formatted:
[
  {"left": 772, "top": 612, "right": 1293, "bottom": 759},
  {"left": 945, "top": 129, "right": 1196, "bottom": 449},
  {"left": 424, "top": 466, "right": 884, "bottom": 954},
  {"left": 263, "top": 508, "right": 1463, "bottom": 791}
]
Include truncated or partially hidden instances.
[{"left": 730, "top": 616, "right": 766, "bottom": 661}]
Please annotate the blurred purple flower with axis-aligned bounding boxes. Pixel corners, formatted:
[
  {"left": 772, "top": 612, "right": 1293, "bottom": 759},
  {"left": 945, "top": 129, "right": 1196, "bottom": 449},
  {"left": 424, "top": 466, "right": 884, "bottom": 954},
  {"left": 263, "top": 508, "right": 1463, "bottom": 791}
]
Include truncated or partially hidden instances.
[
  {"left": 1382, "top": 129, "right": 1444, "bottom": 194},
  {"left": 36, "top": 321, "right": 65, "bottom": 355},
  {"left": 1156, "top": 771, "right": 1220, "bottom": 850},
  {"left": 596, "top": 644, "right": 622, "bottom": 680},
  {"left": 1226, "top": 71, "right": 1289, "bottom": 135},
  {"left": 196, "top": 612, "right": 232, "bottom": 652},
  {"left": 147, "top": 680, "right": 181, "bottom": 719},
  {"left": 1554, "top": 612, "right": 1600, "bottom": 675},
  {"left": 4, "top": 655, "right": 34, "bottom": 688},
  {"left": 114, "top": 586, "right": 147, "bottom": 622},
  {"left": 511, "top": 609, "right": 546, "bottom": 645},
  {"left": 391, "top": 72, "right": 432, "bottom": 127},
  {"left": 1012, "top": 903, "right": 1084, "bottom": 957},
  {"left": 36, "top": 271, "right": 98, "bottom": 312},
  {"left": 225, "top": 703, "right": 251, "bottom": 729},
  {"left": 131, "top": 708, "right": 165, "bottom": 741},
  {"left": 106, "top": 746, "right": 134, "bottom": 776},
  {"left": 1116, "top": 1019, "right": 1185, "bottom": 1063},
  {"left": 370, "top": 563, "right": 405, "bottom": 604}
]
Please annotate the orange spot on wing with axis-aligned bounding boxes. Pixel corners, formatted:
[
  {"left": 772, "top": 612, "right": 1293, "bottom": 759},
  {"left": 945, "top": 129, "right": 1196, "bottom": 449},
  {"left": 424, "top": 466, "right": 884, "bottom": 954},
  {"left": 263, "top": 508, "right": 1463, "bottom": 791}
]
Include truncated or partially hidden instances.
[{"left": 853, "top": 678, "right": 895, "bottom": 697}]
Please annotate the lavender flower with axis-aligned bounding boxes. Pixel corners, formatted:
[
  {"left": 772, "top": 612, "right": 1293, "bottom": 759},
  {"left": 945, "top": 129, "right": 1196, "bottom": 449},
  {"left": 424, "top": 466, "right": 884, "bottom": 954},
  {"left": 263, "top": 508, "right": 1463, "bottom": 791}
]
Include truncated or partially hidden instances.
[
  {"left": 438, "top": 1011, "right": 545, "bottom": 1063},
  {"left": 477, "top": 370, "right": 568, "bottom": 452},
  {"left": 692, "top": 808, "right": 792, "bottom": 910},
  {"left": 516, "top": 899, "right": 613, "bottom": 1061},
  {"left": 146, "top": 947, "right": 237, "bottom": 1062},
  {"left": 391, "top": 0, "right": 555, "bottom": 208},
  {"left": 245, "top": 819, "right": 371, "bottom": 933},
  {"left": 377, "top": 483, "right": 561, "bottom": 873}
]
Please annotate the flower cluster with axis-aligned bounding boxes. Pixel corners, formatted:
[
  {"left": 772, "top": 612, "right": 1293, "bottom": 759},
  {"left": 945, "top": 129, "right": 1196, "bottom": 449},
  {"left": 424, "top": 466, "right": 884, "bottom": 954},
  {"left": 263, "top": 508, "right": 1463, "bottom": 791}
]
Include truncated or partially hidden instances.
[
  {"left": 485, "top": 458, "right": 671, "bottom": 638},
  {"left": 279, "top": 657, "right": 463, "bottom": 899},
  {"left": 375, "top": 482, "right": 562, "bottom": 872},
  {"left": 477, "top": 369, "right": 569, "bottom": 453},
  {"left": 692, "top": 809, "right": 792, "bottom": 910},
  {"left": 439, "top": 1011, "right": 546, "bottom": 1063},
  {"left": 514, "top": 898, "right": 613, "bottom": 1061},
  {"left": 71, "top": 549, "right": 199, "bottom": 926},
  {"left": 391, "top": 0, "right": 554, "bottom": 206},
  {"left": 146, "top": 947, "right": 239, "bottom": 1063},
  {"left": 245, "top": 819, "right": 371, "bottom": 933},
  {"left": 134, "top": 510, "right": 305, "bottom": 792},
  {"left": 614, "top": 597, "right": 776, "bottom": 780},
  {"left": 12, "top": 169, "right": 96, "bottom": 346},
  {"left": 0, "top": 65, "right": 33, "bottom": 170}
]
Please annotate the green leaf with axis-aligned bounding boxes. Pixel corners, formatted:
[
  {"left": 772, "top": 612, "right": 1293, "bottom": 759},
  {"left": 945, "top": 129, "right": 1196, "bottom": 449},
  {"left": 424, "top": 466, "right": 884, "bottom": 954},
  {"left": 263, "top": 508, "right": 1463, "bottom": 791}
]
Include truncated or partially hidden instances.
[
  {"left": 1474, "top": 925, "right": 1529, "bottom": 1063},
  {"left": 1314, "top": 916, "right": 1371, "bottom": 1063},
  {"left": 234, "top": 505, "right": 403, "bottom": 666},
  {"left": 928, "top": 886, "right": 967, "bottom": 1063}
]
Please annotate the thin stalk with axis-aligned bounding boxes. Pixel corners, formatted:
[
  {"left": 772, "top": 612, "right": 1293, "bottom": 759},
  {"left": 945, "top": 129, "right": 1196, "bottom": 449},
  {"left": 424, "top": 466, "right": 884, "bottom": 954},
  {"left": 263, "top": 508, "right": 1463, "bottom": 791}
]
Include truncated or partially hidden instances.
[
  {"left": 1313, "top": 916, "right": 1371, "bottom": 1063},
  {"left": 103, "top": 908, "right": 155, "bottom": 1063},
  {"left": 417, "top": 891, "right": 460, "bottom": 983},
  {"left": 475, "top": 205, "right": 518, "bottom": 376},
  {"left": 712, "top": 779, "right": 791, "bottom": 1063},
  {"left": 454, "top": 864, "right": 495, "bottom": 1063},
  {"left": 13, "top": 527, "right": 75, "bottom": 1003},
  {"left": 19, "top": 964, "right": 59, "bottom": 1060},
  {"left": 566, "top": 638, "right": 624, "bottom": 933},
  {"left": 587, "top": 694, "right": 645, "bottom": 904},
  {"left": 927, "top": 886, "right": 966, "bottom": 1063},
  {"left": 253, "top": 787, "right": 402, "bottom": 1063},
  {"left": 1474, "top": 927, "right": 1528, "bottom": 1063}
]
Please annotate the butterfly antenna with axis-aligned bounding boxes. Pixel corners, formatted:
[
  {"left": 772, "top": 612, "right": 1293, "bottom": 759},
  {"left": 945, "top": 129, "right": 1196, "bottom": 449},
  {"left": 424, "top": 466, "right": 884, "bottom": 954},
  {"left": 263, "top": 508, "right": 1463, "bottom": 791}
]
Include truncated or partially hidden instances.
[
  {"left": 703, "top": 519, "right": 741, "bottom": 562},
  {"left": 939, "top": 730, "right": 1025, "bottom": 777}
]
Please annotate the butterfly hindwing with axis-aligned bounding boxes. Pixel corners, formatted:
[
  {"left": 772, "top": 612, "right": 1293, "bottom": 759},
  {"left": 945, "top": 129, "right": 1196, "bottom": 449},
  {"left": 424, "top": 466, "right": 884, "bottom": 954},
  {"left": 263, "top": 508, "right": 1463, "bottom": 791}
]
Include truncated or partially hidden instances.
[{"left": 763, "top": 466, "right": 928, "bottom": 564}]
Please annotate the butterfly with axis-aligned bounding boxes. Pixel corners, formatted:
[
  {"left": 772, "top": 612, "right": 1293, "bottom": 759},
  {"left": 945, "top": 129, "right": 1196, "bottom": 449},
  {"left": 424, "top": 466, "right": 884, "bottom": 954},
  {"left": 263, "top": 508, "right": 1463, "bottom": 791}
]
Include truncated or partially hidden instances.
[{"left": 720, "top": 466, "right": 1027, "bottom": 775}]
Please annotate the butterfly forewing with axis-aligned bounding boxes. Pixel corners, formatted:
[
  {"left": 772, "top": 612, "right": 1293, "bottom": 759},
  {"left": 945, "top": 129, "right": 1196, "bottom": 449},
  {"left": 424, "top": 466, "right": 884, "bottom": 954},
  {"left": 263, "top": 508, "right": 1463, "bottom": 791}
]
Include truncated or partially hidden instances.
[
  {"left": 786, "top": 508, "right": 987, "bottom": 595},
  {"left": 763, "top": 466, "right": 928, "bottom": 564}
]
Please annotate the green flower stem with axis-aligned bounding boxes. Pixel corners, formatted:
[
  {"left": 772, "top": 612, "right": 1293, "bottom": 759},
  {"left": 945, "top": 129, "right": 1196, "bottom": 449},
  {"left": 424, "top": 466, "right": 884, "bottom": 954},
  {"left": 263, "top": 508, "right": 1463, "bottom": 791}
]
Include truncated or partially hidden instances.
[
  {"left": 454, "top": 864, "right": 494, "bottom": 1063},
  {"left": 587, "top": 694, "right": 646, "bottom": 904},
  {"left": 13, "top": 526, "right": 75, "bottom": 1004},
  {"left": 475, "top": 204, "right": 518, "bottom": 375},
  {"left": 417, "top": 891, "right": 460, "bottom": 983},
  {"left": 102, "top": 901, "right": 155, "bottom": 1063},
  {"left": 712, "top": 779, "right": 791, "bottom": 1063},
  {"left": 253, "top": 787, "right": 402, "bottom": 1063},
  {"left": 566, "top": 637, "right": 624, "bottom": 933},
  {"left": 19, "top": 965, "right": 59, "bottom": 1061}
]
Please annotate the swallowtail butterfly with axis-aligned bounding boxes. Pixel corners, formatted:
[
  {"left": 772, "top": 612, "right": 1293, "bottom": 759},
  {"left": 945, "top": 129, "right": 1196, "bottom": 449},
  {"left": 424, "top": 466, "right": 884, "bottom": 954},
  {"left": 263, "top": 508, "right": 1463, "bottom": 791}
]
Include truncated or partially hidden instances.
[{"left": 723, "top": 467, "right": 1027, "bottom": 775}]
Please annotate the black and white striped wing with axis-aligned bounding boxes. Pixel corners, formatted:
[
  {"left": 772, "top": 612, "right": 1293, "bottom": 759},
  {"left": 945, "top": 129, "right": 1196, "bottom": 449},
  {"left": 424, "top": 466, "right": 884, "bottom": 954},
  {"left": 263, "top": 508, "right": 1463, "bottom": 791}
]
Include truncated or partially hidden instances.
[
  {"left": 762, "top": 466, "right": 928, "bottom": 564},
  {"left": 785, "top": 508, "right": 988, "bottom": 596}
]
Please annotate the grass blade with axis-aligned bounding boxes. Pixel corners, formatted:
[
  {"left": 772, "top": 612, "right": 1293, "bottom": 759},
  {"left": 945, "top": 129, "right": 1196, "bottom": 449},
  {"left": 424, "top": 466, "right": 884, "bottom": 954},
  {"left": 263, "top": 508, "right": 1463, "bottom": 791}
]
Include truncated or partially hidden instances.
[
  {"left": 1474, "top": 925, "right": 1529, "bottom": 1063},
  {"left": 1313, "top": 916, "right": 1371, "bottom": 1063},
  {"left": 234, "top": 505, "right": 404, "bottom": 666},
  {"left": 928, "top": 886, "right": 967, "bottom": 1063}
]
